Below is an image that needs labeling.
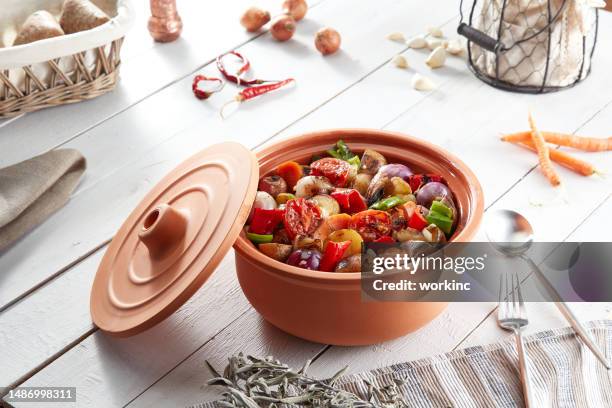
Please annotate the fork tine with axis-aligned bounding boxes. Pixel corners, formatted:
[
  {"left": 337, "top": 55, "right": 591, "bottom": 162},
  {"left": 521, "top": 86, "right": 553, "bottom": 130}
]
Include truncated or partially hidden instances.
[
  {"left": 498, "top": 272, "right": 507, "bottom": 319},
  {"left": 505, "top": 274, "right": 510, "bottom": 319},
  {"left": 514, "top": 272, "right": 519, "bottom": 318},
  {"left": 498, "top": 272, "right": 503, "bottom": 307},
  {"left": 515, "top": 272, "right": 526, "bottom": 318}
]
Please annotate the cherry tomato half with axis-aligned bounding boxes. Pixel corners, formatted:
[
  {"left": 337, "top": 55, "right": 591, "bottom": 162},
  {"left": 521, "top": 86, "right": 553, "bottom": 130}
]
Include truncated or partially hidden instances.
[
  {"left": 283, "top": 198, "right": 323, "bottom": 239},
  {"left": 310, "top": 158, "right": 352, "bottom": 187},
  {"left": 349, "top": 209, "right": 392, "bottom": 242}
]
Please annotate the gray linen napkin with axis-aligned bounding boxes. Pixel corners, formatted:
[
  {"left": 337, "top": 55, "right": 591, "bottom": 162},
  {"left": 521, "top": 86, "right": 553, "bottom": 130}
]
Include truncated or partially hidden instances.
[
  {"left": 195, "top": 320, "right": 612, "bottom": 408},
  {"left": 0, "top": 149, "right": 86, "bottom": 251}
]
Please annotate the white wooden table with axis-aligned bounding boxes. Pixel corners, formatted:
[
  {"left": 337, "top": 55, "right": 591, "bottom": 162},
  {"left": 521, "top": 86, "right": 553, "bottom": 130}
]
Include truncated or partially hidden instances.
[{"left": 1, "top": 1, "right": 611, "bottom": 406}]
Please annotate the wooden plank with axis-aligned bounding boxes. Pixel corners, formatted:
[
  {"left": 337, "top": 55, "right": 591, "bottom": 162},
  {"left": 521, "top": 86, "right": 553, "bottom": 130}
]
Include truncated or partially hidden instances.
[
  {"left": 0, "top": 252, "right": 100, "bottom": 390},
  {"left": 2, "top": 251, "right": 252, "bottom": 407},
  {"left": 0, "top": 0, "right": 457, "bottom": 311},
  {"left": 0, "top": 0, "right": 457, "bottom": 398},
  {"left": 5, "top": 7, "right": 612, "bottom": 408},
  {"left": 450, "top": 106, "right": 612, "bottom": 346},
  {"left": 0, "top": 0, "right": 311, "bottom": 167},
  {"left": 51, "top": 35, "right": 612, "bottom": 408},
  {"left": 382, "top": 25, "right": 612, "bottom": 207},
  {"left": 126, "top": 309, "right": 326, "bottom": 408},
  {"left": 460, "top": 196, "right": 612, "bottom": 349},
  {"left": 267, "top": 19, "right": 612, "bottom": 209}
]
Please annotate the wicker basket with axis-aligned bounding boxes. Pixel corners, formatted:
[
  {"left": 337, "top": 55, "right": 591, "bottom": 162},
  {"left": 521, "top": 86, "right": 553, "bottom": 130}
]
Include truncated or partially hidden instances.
[{"left": 0, "top": 0, "right": 134, "bottom": 118}]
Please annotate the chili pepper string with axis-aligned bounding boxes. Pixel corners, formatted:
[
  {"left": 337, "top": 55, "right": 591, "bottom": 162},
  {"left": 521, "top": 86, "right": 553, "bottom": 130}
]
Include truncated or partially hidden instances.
[
  {"left": 216, "top": 51, "right": 279, "bottom": 86},
  {"left": 191, "top": 75, "right": 224, "bottom": 100}
]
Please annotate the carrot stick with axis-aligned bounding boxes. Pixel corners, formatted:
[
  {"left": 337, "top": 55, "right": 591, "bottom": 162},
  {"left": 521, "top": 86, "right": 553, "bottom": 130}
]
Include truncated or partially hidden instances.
[
  {"left": 510, "top": 140, "right": 597, "bottom": 177},
  {"left": 528, "top": 113, "right": 561, "bottom": 186},
  {"left": 501, "top": 131, "right": 612, "bottom": 152}
]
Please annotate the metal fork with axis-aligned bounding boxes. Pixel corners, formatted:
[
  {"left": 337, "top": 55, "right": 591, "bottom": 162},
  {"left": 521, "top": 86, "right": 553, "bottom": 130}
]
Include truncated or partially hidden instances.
[{"left": 497, "top": 272, "right": 535, "bottom": 408}]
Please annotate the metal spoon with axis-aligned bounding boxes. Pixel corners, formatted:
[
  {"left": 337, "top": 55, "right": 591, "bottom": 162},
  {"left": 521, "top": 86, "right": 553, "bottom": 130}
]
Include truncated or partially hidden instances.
[{"left": 485, "top": 209, "right": 611, "bottom": 370}]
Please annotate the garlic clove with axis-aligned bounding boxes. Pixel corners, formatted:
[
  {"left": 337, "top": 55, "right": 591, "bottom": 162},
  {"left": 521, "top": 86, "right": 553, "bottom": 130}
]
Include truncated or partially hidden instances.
[
  {"left": 427, "top": 26, "right": 444, "bottom": 38},
  {"left": 406, "top": 35, "right": 427, "bottom": 49},
  {"left": 446, "top": 38, "right": 465, "bottom": 55},
  {"left": 427, "top": 37, "right": 448, "bottom": 50},
  {"left": 426, "top": 46, "right": 446, "bottom": 69},
  {"left": 387, "top": 32, "right": 406, "bottom": 42},
  {"left": 392, "top": 54, "right": 409, "bottom": 69},
  {"left": 412, "top": 73, "right": 436, "bottom": 91}
]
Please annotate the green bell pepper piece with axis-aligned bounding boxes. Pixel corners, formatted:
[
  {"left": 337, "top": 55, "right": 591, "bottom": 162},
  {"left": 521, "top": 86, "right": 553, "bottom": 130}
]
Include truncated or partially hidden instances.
[
  {"left": 246, "top": 231, "right": 274, "bottom": 244},
  {"left": 426, "top": 212, "right": 453, "bottom": 235},
  {"left": 430, "top": 200, "right": 453, "bottom": 219},
  {"left": 370, "top": 196, "right": 406, "bottom": 211},
  {"left": 347, "top": 155, "right": 361, "bottom": 168}
]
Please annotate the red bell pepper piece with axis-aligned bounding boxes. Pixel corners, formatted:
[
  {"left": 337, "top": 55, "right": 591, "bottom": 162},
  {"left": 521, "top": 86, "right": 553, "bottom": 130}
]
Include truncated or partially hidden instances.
[
  {"left": 331, "top": 189, "right": 367, "bottom": 214},
  {"left": 374, "top": 236, "right": 395, "bottom": 243},
  {"left": 250, "top": 208, "right": 285, "bottom": 235},
  {"left": 349, "top": 191, "right": 368, "bottom": 213},
  {"left": 330, "top": 190, "right": 349, "bottom": 208},
  {"left": 408, "top": 209, "right": 429, "bottom": 231},
  {"left": 319, "top": 240, "right": 351, "bottom": 272}
]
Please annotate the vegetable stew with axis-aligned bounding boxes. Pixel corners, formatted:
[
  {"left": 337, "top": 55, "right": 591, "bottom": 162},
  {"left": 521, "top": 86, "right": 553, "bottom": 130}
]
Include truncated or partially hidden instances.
[{"left": 246, "top": 140, "right": 458, "bottom": 272}]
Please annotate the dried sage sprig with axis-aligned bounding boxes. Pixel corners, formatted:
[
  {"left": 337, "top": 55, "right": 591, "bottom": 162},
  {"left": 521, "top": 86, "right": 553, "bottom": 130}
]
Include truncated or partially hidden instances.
[{"left": 205, "top": 353, "right": 409, "bottom": 407}]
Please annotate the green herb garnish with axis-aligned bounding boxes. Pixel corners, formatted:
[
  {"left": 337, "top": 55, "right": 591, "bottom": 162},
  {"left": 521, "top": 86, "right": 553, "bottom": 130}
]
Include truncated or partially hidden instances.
[{"left": 327, "top": 139, "right": 357, "bottom": 162}]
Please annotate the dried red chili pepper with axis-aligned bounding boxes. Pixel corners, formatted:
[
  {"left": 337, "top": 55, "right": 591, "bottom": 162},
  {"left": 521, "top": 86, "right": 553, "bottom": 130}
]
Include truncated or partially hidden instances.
[
  {"left": 221, "top": 78, "right": 295, "bottom": 118},
  {"left": 216, "top": 51, "right": 276, "bottom": 86},
  {"left": 191, "top": 75, "right": 224, "bottom": 100},
  {"left": 237, "top": 78, "right": 295, "bottom": 101}
]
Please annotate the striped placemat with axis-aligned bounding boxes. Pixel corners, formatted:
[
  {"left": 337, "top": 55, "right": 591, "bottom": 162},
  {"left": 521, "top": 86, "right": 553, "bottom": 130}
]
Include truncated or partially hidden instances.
[{"left": 194, "top": 320, "right": 612, "bottom": 408}]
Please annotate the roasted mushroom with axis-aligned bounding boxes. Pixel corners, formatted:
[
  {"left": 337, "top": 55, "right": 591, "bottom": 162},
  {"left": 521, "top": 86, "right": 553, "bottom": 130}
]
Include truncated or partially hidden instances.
[{"left": 359, "top": 149, "right": 387, "bottom": 175}]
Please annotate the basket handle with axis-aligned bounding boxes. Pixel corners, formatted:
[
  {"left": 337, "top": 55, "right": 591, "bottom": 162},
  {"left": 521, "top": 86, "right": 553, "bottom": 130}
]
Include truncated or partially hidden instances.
[{"left": 457, "top": 23, "right": 504, "bottom": 53}]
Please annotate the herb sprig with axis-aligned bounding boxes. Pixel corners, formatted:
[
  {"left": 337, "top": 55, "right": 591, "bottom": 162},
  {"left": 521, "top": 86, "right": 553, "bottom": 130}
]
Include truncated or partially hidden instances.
[
  {"left": 327, "top": 140, "right": 357, "bottom": 162},
  {"left": 206, "top": 353, "right": 409, "bottom": 407}
]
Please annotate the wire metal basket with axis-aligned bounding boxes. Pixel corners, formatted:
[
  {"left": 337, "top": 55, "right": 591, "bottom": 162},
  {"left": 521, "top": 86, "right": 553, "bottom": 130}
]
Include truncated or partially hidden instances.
[{"left": 458, "top": 0, "right": 599, "bottom": 94}]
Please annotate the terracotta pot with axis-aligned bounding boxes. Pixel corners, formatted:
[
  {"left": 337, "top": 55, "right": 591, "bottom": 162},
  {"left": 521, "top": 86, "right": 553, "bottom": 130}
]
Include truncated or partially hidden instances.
[{"left": 233, "top": 129, "right": 484, "bottom": 345}]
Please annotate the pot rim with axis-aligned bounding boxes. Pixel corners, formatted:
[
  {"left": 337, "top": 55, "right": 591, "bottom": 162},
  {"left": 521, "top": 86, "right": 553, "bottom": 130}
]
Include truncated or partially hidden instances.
[{"left": 233, "top": 128, "right": 484, "bottom": 283}]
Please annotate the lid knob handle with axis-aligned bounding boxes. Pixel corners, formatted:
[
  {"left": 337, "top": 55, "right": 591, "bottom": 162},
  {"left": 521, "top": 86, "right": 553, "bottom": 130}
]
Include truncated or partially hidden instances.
[{"left": 138, "top": 204, "right": 187, "bottom": 258}]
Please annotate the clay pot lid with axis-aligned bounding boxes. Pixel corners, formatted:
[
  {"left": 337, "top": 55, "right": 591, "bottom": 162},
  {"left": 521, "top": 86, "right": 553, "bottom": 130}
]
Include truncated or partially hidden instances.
[{"left": 90, "top": 142, "right": 258, "bottom": 337}]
